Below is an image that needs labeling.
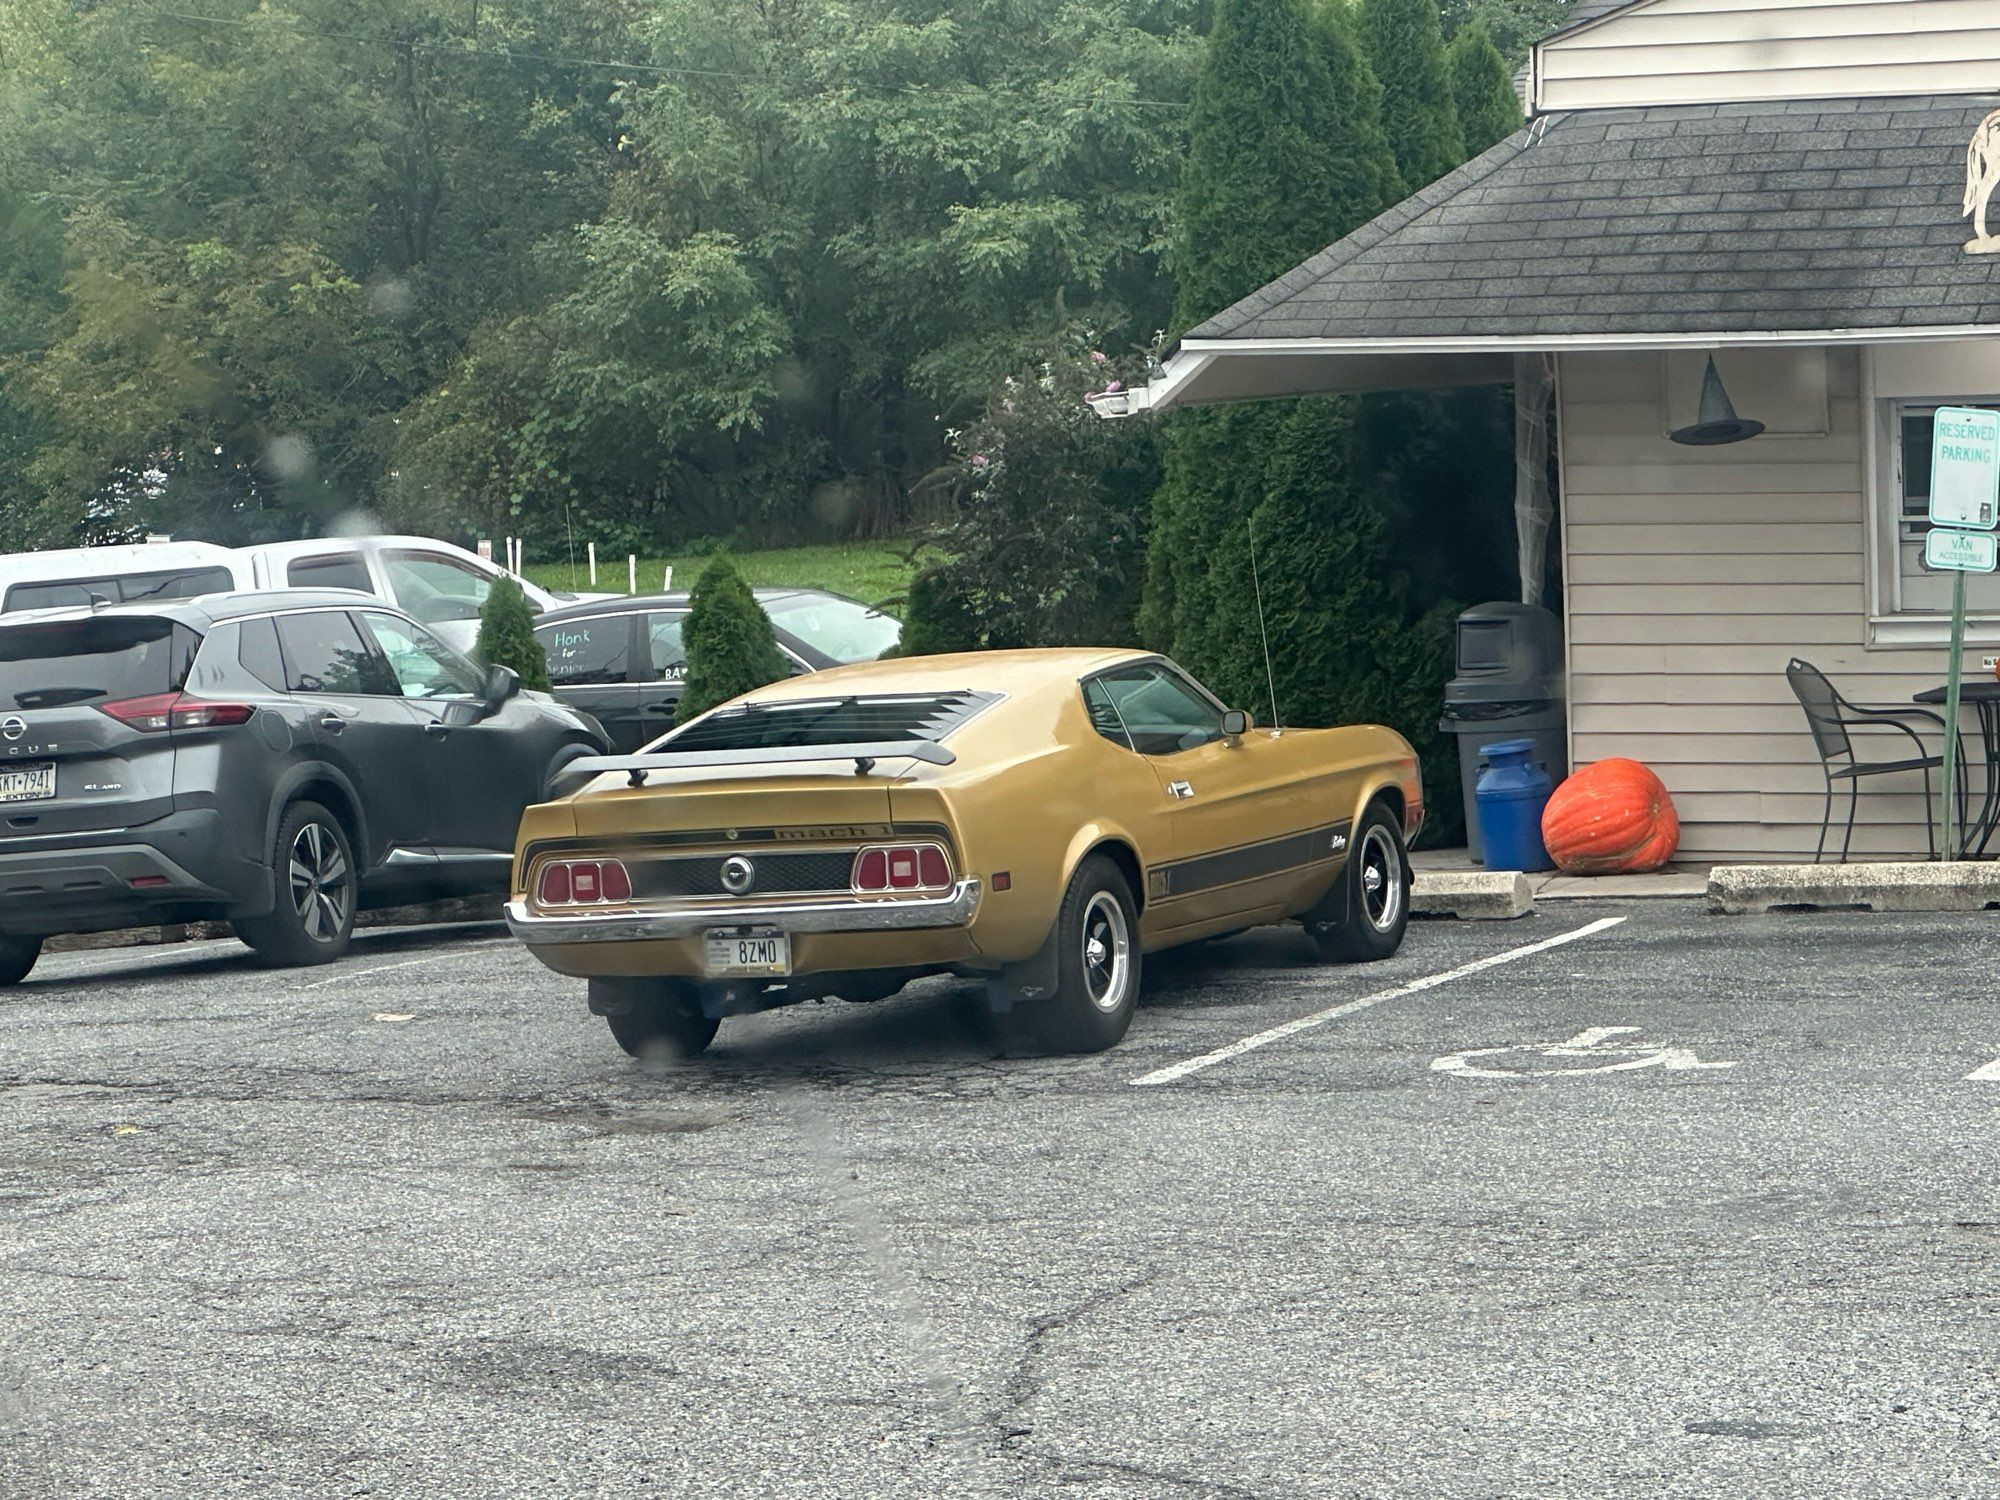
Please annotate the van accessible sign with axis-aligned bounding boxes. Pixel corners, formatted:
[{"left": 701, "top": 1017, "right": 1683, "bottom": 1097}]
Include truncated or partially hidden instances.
[
  {"left": 1926, "top": 528, "right": 1998, "bottom": 573},
  {"left": 1929, "top": 406, "right": 2000, "bottom": 531}
]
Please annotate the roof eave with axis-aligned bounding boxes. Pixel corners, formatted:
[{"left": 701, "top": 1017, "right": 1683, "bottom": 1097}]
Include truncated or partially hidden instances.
[{"left": 1092, "top": 323, "right": 2000, "bottom": 417}]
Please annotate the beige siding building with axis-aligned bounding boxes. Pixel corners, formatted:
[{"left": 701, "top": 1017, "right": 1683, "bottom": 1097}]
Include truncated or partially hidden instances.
[{"left": 1103, "top": 0, "right": 2000, "bottom": 864}]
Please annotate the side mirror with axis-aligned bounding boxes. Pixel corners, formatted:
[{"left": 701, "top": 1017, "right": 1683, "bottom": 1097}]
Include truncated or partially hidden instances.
[
  {"left": 480, "top": 663, "right": 521, "bottom": 714},
  {"left": 1222, "top": 709, "right": 1253, "bottom": 738}
]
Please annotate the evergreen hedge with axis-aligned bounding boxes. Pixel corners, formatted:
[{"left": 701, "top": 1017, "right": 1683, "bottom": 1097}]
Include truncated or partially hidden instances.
[
  {"left": 1448, "top": 20, "right": 1525, "bottom": 156},
  {"left": 472, "top": 576, "right": 552, "bottom": 692},
  {"left": 1142, "top": 0, "right": 1495, "bottom": 845},
  {"left": 1358, "top": 0, "right": 1466, "bottom": 191},
  {"left": 675, "top": 556, "right": 789, "bottom": 723}
]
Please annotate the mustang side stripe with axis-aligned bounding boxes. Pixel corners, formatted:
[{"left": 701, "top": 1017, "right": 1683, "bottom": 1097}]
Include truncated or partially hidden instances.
[{"left": 1152, "top": 822, "right": 1353, "bottom": 900}]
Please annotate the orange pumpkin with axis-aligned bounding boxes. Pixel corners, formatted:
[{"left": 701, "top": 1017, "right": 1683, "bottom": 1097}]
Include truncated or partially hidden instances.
[{"left": 1540, "top": 758, "right": 1680, "bottom": 875}]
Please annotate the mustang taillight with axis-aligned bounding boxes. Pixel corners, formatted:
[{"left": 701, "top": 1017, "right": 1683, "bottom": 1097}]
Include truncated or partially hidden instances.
[
  {"left": 852, "top": 843, "right": 953, "bottom": 894},
  {"left": 99, "top": 693, "right": 255, "bottom": 733},
  {"left": 538, "top": 859, "right": 632, "bottom": 906}
]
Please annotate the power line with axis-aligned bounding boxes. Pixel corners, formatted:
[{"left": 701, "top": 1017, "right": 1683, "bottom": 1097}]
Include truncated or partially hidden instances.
[{"left": 141, "top": 5, "right": 1194, "bottom": 111}]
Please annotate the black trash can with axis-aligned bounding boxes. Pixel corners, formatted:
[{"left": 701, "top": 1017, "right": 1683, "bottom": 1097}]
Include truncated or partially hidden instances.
[{"left": 1439, "top": 603, "right": 1567, "bottom": 864}]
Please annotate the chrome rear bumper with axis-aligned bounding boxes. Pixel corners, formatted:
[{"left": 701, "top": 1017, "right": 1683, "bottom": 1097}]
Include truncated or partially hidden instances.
[{"left": 504, "top": 878, "right": 982, "bottom": 945}]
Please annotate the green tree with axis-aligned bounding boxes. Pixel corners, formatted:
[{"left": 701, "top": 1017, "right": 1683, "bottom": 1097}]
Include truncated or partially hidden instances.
[
  {"left": 1169, "top": 0, "right": 1396, "bottom": 332},
  {"left": 676, "top": 557, "right": 789, "bottom": 723},
  {"left": 1448, "top": 20, "right": 1525, "bottom": 155},
  {"left": 1440, "top": 0, "right": 1576, "bottom": 69},
  {"left": 1358, "top": 0, "right": 1466, "bottom": 191},
  {"left": 472, "top": 575, "right": 552, "bottom": 692}
]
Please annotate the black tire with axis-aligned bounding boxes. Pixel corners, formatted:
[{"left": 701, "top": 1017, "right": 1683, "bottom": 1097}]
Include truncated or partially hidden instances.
[
  {"left": 595, "top": 978, "right": 719, "bottom": 1061},
  {"left": 232, "top": 801, "right": 357, "bottom": 967},
  {"left": 1025, "top": 855, "right": 1142, "bottom": 1055},
  {"left": 1307, "top": 801, "right": 1410, "bottom": 964},
  {"left": 0, "top": 935, "right": 42, "bottom": 986},
  {"left": 542, "top": 744, "right": 596, "bottom": 799}
]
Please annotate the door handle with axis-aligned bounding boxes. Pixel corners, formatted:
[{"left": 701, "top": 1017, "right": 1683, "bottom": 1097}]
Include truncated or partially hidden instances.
[
  {"left": 424, "top": 721, "right": 449, "bottom": 737},
  {"left": 317, "top": 715, "right": 346, "bottom": 735},
  {"left": 1167, "top": 780, "right": 1194, "bottom": 800},
  {"left": 642, "top": 702, "right": 676, "bottom": 714}
]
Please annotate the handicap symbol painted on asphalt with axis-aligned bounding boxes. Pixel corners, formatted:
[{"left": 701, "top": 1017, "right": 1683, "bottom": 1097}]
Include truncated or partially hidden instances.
[{"left": 1432, "top": 1026, "right": 1737, "bottom": 1081}]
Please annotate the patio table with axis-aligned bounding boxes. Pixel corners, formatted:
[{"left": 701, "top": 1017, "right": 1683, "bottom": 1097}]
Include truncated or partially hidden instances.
[{"left": 1913, "top": 680, "right": 2000, "bottom": 856}]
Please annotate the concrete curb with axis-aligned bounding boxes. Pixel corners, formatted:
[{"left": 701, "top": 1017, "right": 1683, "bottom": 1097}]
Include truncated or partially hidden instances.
[
  {"left": 1412, "top": 871, "right": 1535, "bottom": 921},
  {"left": 1708, "top": 862, "right": 2000, "bottom": 915}
]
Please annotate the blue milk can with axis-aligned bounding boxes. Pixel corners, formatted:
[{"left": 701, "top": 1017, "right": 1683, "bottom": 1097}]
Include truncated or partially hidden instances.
[{"left": 1475, "top": 738, "right": 1555, "bottom": 873}]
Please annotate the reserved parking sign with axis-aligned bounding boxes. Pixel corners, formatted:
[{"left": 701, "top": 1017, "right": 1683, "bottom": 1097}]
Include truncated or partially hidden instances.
[{"left": 1930, "top": 406, "right": 2000, "bottom": 530}]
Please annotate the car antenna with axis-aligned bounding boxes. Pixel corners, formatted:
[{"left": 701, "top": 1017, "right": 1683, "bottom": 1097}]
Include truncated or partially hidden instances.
[{"left": 1248, "top": 518, "right": 1282, "bottom": 736}]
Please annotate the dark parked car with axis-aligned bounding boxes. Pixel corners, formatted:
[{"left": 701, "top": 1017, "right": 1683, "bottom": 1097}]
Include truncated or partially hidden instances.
[
  {"left": 0, "top": 591, "right": 606, "bottom": 982},
  {"left": 532, "top": 587, "right": 903, "bottom": 752}
]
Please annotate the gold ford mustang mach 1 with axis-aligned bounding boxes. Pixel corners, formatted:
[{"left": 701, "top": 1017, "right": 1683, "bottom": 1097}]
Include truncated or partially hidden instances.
[{"left": 505, "top": 649, "right": 1423, "bottom": 1058}]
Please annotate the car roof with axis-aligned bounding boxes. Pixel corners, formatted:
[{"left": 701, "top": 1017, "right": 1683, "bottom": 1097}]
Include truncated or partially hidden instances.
[
  {"left": 735, "top": 647, "right": 1154, "bottom": 702},
  {"left": 239, "top": 534, "right": 475, "bottom": 559},
  {"left": 0, "top": 540, "right": 242, "bottom": 583},
  {"left": 0, "top": 588, "right": 404, "bottom": 630}
]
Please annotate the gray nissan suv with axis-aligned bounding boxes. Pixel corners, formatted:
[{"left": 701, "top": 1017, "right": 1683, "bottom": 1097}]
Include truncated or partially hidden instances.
[{"left": 0, "top": 590, "right": 607, "bottom": 982}]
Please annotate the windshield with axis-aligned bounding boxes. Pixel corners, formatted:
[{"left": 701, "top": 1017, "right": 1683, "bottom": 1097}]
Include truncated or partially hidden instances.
[
  {"left": 0, "top": 617, "right": 196, "bottom": 709},
  {"left": 761, "top": 593, "right": 902, "bottom": 664}
]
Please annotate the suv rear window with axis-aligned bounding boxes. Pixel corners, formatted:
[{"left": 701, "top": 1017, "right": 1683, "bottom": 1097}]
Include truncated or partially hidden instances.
[
  {"left": 0, "top": 617, "right": 197, "bottom": 709},
  {"left": 663, "top": 692, "right": 993, "bottom": 751},
  {"left": 5, "top": 567, "right": 235, "bottom": 613}
]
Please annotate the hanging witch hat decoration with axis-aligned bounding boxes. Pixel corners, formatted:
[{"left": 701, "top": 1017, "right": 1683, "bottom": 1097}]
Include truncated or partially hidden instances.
[{"left": 1669, "top": 356, "right": 1766, "bottom": 446}]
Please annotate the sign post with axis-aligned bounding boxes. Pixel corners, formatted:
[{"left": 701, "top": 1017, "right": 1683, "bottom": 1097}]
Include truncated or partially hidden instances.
[{"left": 1927, "top": 407, "right": 2000, "bottom": 858}]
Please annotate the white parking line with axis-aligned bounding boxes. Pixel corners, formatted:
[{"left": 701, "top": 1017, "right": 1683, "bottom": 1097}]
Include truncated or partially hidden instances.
[
  {"left": 1966, "top": 1055, "right": 2000, "bottom": 1082},
  {"left": 293, "top": 940, "right": 504, "bottom": 991},
  {"left": 1130, "top": 916, "right": 1629, "bottom": 1088}
]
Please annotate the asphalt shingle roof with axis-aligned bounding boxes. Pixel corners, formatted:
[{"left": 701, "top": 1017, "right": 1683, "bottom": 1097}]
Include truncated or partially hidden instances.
[{"left": 1186, "top": 95, "right": 2000, "bottom": 345}]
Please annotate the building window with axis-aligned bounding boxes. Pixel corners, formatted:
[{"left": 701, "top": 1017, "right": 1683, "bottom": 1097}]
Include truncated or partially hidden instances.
[{"left": 1882, "top": 400, "right": 2000, "bottom": 621}]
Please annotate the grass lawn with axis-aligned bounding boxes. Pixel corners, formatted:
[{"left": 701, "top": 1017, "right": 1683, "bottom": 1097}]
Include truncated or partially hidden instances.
[{"left": 524, "top": 540, "right": 928, "bottom": 607}]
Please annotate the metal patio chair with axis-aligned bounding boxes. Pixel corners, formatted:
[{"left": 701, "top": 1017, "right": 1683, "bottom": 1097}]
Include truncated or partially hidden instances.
[{"left": 1786, "top": 658, "right": 1967, "bottom": 862}]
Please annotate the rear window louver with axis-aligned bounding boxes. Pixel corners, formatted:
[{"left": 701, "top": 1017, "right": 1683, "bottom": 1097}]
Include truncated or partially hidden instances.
[{"left": 663, "top": 691, "right": 997, "bottom": 752}]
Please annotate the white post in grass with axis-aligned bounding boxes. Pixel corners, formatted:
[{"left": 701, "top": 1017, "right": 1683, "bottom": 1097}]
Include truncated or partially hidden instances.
[
  {"left": 628, "top": 554, "right": 637, "bottom": 595},
  {"left": 662, "top": 565, "right": 673, "bottom": 593},
  {"left": 587, "top": 542, "right": 597, "bottom": 586}
]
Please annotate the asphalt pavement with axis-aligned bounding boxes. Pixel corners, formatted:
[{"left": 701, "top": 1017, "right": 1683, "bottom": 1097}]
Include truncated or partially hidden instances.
[{"left": 4, "top": 902, "right": 2000, "bottom": 1498}]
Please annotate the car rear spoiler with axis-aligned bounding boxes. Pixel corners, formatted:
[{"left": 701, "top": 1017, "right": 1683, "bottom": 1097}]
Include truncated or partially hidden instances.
[{"left": 550, "top": 740, "right": 956, "bottom": 798}]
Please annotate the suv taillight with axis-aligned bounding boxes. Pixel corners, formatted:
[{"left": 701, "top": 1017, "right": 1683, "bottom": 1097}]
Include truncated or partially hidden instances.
[
  {"left": 537, "top": 859, "right": 632, "bottom": 906},
  {"left": 98, "top": 693, "right": 255, "bottom": 733},
  {"left": 852, "top": 843, "right": 953, "bottom": 894}
]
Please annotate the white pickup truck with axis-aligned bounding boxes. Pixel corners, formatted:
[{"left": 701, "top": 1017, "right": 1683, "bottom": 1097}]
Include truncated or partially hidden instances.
[{"left": 0, "top": 536, "right": 595, "bottom": 655}]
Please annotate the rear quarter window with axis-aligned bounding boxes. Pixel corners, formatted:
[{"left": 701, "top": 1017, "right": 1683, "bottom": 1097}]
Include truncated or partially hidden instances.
[
  {"left": 5, "top": 566, "right": 234, "bottom": 612},
  {"left": 0, "top": 617, "right": 198, "bottom": 708},
  {"left": 238, "top": 615, "right": 288, "bottom": 692}
]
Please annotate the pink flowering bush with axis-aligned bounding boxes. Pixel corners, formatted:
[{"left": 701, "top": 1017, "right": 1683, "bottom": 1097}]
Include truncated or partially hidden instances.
[{"left": 900, "top": 329, "right": 1160, "bottom": 654}]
